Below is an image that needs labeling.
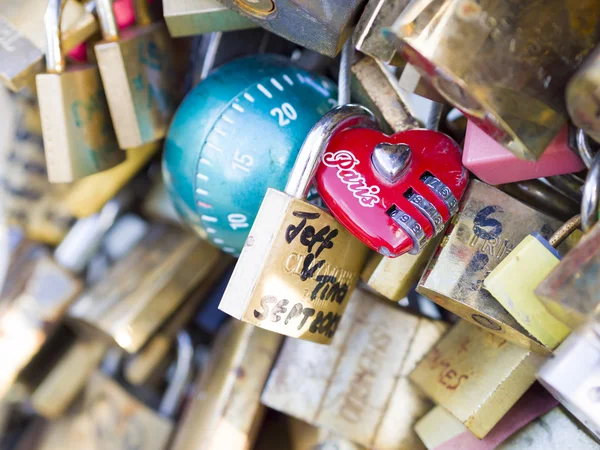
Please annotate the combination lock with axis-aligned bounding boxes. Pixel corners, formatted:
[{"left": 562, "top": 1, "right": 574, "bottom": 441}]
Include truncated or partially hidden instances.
[{"left": 163, "top": 55, "right": 337, "bottom": 255}]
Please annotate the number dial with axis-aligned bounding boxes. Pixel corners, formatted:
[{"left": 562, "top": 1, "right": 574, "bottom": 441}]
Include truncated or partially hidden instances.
[{"left": 164, "top": 55, "right": 336, "bottom": 255}]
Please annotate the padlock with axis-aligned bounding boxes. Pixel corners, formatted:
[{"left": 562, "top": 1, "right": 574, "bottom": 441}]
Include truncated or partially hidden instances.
[
  {"left": 499, "top": 407, "right": 600, "bottom": 449},
  {"left": 398, "top": 64, "right": 446, "bottom": 103},
  {"left": 34, "top": 331, "right": 193, "bottom": 450},
  {"left": 497, "top": 178, "right": 580, "bottom": 222},
  {"left": 262, "top": 288, "right": 447, "bottom": 449},
  {"left": 124, "top": 260, "right": 231, "bottom": 386},
  {"left": 36, "top": 0, "right": 124, "bottom": 183},
  {"left": 463, "top": 123, "right": 586, "bottom": 185},
  {"left": 386, "top": 0, "right": 600, "bottom": 161},
  {"left": 537, "top": 313, "right": 600, "bottom": 441},
  {"left": 535, "top": 153, "right": 600, "bottom": 329},
  {"left": 163, "top": 54, "right": 338, "bottom": 254},
  {"left": 483, "top": 216, "right": 583, "bottom": 350},
  {"left": 353, "top": 0, "right": 409, "bottom": 66},
  {"left": 163, "top": 0, "right": 256, "bottom": 37},
  {"left": 219, "top": 105, "right": 370, "bottom": 344},
  {"left": 171, "top": 321, "right": 282, "bottom": 450},
  {"left": 567, "top": 45, "right": 600, "bottom": 144},
  {"left": 286, "top": 417, "right": 366, "bottom": 450},
  {"left": 68, "top": 224, "right": 226, "bottom": 353},
  {"left": 350, "top": 56, "right": 419, "bottom": 135},
  {"left": 0, "top": 0, "right": 98, "bottom": 92},
  {"left": 315, "top": 105, "right": 468, "bottom": 258},
  {"left": 409, "top": 320, "right": 546, "bottom": 439},
  {"left": 94, "top": 0, "right": 183, "bottom": 149},
  {"left": 27, "top": 333, "right": 109, "bottom": 419},
  {"left": 414, "top": 383, "right": 558, "bottom": 449},
  {"left": 0, "top": 251, "right": 82, "bottom": 399},
  {"left": 417, "top": 179, "right": 571, "bottom": 354},
  {"left": 214, "top": 0, "right": 365, "bottom": 57}
]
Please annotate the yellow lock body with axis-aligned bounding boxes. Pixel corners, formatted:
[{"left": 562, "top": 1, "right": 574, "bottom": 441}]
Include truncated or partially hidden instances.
[
  {"left": 36, "top": 66, "right": 125, "bottom": 183},
  {"left": 484, "top": 234, "right": 572, "bottom": 350},
  {"left": 219, "top": 188, "right": 369, "bottom": 344},
  {"left": 95, "top": 23, "right": 181, "bottom": 149}
]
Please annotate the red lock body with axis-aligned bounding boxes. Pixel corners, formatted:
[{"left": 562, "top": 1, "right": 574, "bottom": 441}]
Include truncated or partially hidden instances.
[{"left": 315, "top": 128, "right": 468, "bottom": 257}]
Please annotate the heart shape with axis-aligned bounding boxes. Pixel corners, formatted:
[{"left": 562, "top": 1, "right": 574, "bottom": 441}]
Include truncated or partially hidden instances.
[{"left": 316, "top": 128, "right": 469, "bottom": 257}]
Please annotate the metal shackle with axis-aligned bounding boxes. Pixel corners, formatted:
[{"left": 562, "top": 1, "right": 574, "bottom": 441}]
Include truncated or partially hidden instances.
[
  {"left": 284, "top": 104, "right": 378, "bottom": 200},
  {"left": 158, "top": 330, "right": 193, "bottom": 418},
  {"left": 96, "top": 0, "right": 152, "bottom": 41},
  {"left": 582, "top": 150, "right": 600, "bottom": 232},
  {"left": 44, "top": 0, "right": 69, "bottom": 73}
]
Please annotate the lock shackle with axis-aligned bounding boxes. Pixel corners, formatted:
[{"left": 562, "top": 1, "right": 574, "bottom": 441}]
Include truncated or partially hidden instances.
[
  {"left": 97, "top": 0, "right": 152, "bottom": 41},
  {"left": 285, "top": 104, "right": 378, "bottom": 199},
  {"left": 575, "top": 128, "right": 596, "bottom": 169},
  {"left": 44, "top": 0, "right": 68, "bottom": 73},
  {"left": 158, "top": 330, "right": 193, "bottom": 418},
  {"left": 549, "top": 214, "right": 581, "bottom": 248},
  {"left": 582, "top": 151, "right": 600, "bottom": 232}
]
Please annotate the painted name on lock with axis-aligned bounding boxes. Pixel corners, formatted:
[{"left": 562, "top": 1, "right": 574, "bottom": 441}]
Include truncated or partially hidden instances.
[{"left": 322, "top": 150, "right": 381, "bottom": 208}]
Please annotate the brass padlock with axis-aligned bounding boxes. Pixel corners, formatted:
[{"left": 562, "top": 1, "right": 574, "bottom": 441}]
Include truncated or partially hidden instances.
[
  {"left": 68, "top": 224, "right": 225, "bottom": 353},
  {"left": 567, "top": 45, "right": 600, "bottom": 144},
  {"left": 219, "top": 105, "right": 371, "bottom": 344},
  {"left": 418, "top": 179, "right": 567, "bottom": 354},
  {"left": 36, "top": 0, "right": 124, "bottom": 183},
  {"left": 94, "top": 0, "right": 182, "bottom": 149},
  {"left": 34, "top": 332, "right": 194, "bottom": 450},
  {"left": 262, "top": 288, "right": 447, "bottom": 449},
  {"left": 215, "top": 0, "right": 366, "bottom": 57},
  {"left": 353, "top": 0, "right": 409, "bottom": 66},
  {"left": 409, "top": 320, "right": 546, "bottom": 439},
  {"left": 0, "top": 0, "right": 98, "bottom": 92},
  {"left": 398, "top": 64, "right": 447, "bottom": 103},
  {"left": 387, "top": 0, "right": 600, "bottom": 161},
  {"left": 0, "top": 252, "right": 82, "bottom": 399},
  {"left": 171, "top": 321, "right": 282, "bottom": 450},
  {"left": 163, "top": 0, "right": 256, "bottom": 38}
]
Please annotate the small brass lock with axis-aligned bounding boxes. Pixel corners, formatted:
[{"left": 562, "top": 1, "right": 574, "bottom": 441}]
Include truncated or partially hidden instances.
[
  {"left": 219, "top": 105, "right": 372, "bottom": 344},
  {"left": 36, "top": 0, "right": 124, "bottom": 183}
]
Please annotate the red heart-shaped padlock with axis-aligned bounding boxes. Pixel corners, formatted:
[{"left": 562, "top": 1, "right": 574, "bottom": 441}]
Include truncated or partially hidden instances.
[{"left": 315, "top": 128, "right": 469, "bottom": 257}]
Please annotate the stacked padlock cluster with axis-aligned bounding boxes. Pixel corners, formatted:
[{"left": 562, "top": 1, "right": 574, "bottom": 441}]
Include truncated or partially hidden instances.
[{"left": 0, "top": 0, "right": 600, "bottom": 448}]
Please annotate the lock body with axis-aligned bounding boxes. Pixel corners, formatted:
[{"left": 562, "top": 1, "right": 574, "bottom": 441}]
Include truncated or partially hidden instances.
[
  {"left": 287, "top": 418, "right": 365, "bottom": 450},
  {"left": 220, "top": 190, "right": 368, "bottom": 343},
  {"left": 464, "top": 123, "right": 586, "bottom": 185},
  {"left": 567, "top": 45, "right": 600, "bottom": 144},
  {"left": 0, "top": 0, "right": 97, "bottom": 92},
  {"left": 36, "top": 66, "right": 125, "bottom": 183},
  {"left": 409, "top": 320, "right": 546, "bottom": 439},
  {"left": 484, "top": 234, "right": 572, "bottom": 350},
  {"left": 535, "top": 222, "right": 600, "bottom": 329},
  {"left": 68, "top": 224, "right": 224, "bottom": 353},
  {"left": 215, "top": 0, "right": 366, "bottom": 57},
  {"left": 172, "top": 322, "right": 282, "bottom": 450},
  {"left": 418, "top": 180, "right": 563, "bottom": 354},
  {"left": 353, "top": 0, "right": 410, "bottom": 66},
  {"left": 164, "top": 0, "right": 256, "bottom": 37},
  {"left": 537, "top": 319, "right": 600, "bottom": 440},
  {"left": 95, "top": 23, "right": 181, "bottom": 149},
  {"left": 262, "top": 289, "right": 447, "bottom": 449},
  {"left": 388, "top": 0, "right": 600, "bottom": 160}
]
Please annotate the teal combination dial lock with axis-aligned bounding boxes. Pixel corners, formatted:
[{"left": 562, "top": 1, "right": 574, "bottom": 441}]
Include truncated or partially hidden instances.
[{"left": 163, "top": 55, "right": 337, "bottom": 255}]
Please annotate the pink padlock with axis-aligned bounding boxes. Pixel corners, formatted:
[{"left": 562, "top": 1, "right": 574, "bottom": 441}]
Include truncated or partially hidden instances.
[{"left": 463, "top": 122, "right": 585, "bottom": 185}]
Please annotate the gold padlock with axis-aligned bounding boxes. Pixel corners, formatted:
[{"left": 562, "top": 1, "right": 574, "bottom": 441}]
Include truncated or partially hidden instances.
[
  {"left": 417, "top": 179, "right": 569, "bottom": 354},
  {"left": 171, "top": 321, "right": 282, "bottom": 450},
  {"left": 36, "top": 0, "right": 124, "bottom": 183},
  {"left": 94, "top": 0, "right": 182, "bottom": 149},
  {"left": 68, "top": 224, "right": 225, "bottom": 353},
  {"left": 0, "top": 253, "right": 82, "bottom": 399},
  {"left": 163, "top": 0, "right": 256, "bottom": 38},
  {"left": 262, "top": 288, "right": 447, "bottom": 449},
  {"left": 0, "top": 0, "right": 98, "bottom": 92},
  {"left": 387, "top": 0, "right": 600, "bottom": 161},
  {"left": 409, "top": 320, "right": 546, "bottom": 439},
  {"left": 219, "top": 105, "right": 371, "bottom": 344}
]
